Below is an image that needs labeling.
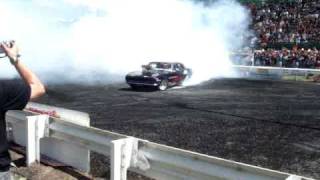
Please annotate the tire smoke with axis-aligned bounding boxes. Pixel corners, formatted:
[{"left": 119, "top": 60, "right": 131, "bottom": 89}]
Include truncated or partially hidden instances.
[{"left": 0, "top": 0, "right": 251, "bottom": 85}]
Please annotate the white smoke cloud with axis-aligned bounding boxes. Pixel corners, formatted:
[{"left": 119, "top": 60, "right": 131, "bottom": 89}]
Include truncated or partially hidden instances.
[{"left": 0, "top": 0, "right": 251, "bottom": 85}]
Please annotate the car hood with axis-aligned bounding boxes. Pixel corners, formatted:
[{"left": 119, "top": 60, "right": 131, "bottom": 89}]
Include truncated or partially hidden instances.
[
  {"left": 127, "top": 71, "right": 143, "bottom": 76},
  {"left": 127, "top": 70, "right": 169, "bottom": 77}
]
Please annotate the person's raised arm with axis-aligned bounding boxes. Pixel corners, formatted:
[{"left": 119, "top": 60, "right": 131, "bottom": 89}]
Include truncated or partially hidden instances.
[{"left": 1, "top": 41, "right": 45, "bottom": 100}]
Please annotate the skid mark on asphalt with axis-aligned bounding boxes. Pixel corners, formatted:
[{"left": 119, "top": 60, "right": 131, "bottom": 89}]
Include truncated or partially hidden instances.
[
  {"left": 293, "top": 141, "right": 320, "bottom": 153},
  {"left": 110, "top": 102, "right": 141, "bottom": 107},
  {"left": 171, "top": 102, "right": 320, "bottom": 131}
]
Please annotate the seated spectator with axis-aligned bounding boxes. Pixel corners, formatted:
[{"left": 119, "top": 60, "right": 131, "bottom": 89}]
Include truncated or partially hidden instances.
[{"left": 245, "top": 0, "right": 320, "bottom": 45}]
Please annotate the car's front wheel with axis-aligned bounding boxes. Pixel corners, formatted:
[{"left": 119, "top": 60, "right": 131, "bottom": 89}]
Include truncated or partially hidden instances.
[{"left": 158, "top": 80, "right": 168, "bottom": 91}]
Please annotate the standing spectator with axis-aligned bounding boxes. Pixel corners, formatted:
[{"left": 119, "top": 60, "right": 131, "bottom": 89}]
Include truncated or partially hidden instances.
[{"left": 0, "top": 41, "right": 45, "bottom": 179}]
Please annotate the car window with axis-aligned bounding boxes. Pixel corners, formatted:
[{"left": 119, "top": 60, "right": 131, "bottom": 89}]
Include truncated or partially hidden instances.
[
  {"left": 149, "top": 63, "right": 172, "bottom": 70},
  {"left": 178, "top": 63, "right": 185, "bottom": 69},
  {"left": 163, "top": 63, "right": 172, "bottom": 69},
  {"left": 174, "top": 64, "right": 183, "bottom": 72}
]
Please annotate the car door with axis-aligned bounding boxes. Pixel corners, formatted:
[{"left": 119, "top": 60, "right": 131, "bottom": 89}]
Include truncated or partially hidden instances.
[{"left": 168, "top": 63, "right": 184, "bottom": 85}]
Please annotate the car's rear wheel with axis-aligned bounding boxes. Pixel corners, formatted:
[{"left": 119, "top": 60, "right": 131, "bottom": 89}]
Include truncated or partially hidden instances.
[{"left": 158, "top": 80, "right": 168, "bottom": 91}]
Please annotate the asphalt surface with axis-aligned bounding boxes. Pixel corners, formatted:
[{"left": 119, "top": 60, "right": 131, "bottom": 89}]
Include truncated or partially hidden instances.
[{"left": 35, "top": 78, "right": 320, "bottom": 179}]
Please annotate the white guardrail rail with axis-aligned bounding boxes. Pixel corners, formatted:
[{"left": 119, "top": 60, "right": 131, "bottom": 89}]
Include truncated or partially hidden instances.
[
  {"left": 233, "top": 65, "right": 320, "bottom": 77},
  {"left": 6, "top": 103, "right": 314, "bottom": 180}
]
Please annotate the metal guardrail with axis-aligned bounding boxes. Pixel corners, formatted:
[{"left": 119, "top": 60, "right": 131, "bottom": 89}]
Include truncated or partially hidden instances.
[
  {"left": 6, "top": 104, "right": 315, "bottom": 180},
  {"left": 49, "top": 118, "right": 127, "bottom": 156},
  {"left": 132, "top": 142, "right": 303, "bottom": 180},
  {"left": 234, "top": 65, "right": 320, "bottom": 72},
  {"left": 6, "top": 108, "right": 91, "bottom": 171},
  {"left": 233, "top": 65, "right": 320, "bottom": 81}
]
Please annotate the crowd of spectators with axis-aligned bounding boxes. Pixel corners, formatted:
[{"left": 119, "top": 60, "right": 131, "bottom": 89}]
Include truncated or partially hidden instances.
[
  {"left": 234, "top": 0, "right": 320, "bottom": 69},
  {"left": 254, "top": 48, "right": 320, "bottom": 68},
  {"left": 247, "top": 0, "right": 320, "bottom": 45},
  {"left": 232, "top": 47, "right": 320, "bottom": 68}
]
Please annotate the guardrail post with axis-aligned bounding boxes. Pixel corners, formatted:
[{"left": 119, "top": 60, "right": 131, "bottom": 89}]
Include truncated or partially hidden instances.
[
  {"left": 111, "top": 137, "right": 138, "bottom": 180},
  {"left": 26, "top": 115, "right": 49, "bottom": 166}
]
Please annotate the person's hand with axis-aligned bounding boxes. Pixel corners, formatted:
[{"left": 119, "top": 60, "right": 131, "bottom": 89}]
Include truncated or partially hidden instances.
[{"left": 0, "top": 40, "right": 20, "bottom": 64}]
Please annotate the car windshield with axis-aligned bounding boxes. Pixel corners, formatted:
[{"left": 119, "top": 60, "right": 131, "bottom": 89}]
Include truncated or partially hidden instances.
[{"left": 148, "top": 62, "right": 172, "bottom": 70}]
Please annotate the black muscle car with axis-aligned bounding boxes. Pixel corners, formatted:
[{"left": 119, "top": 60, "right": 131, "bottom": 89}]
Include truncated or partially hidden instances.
[{"left": 126, "top": 62, "right": 192, "bottom": 90}]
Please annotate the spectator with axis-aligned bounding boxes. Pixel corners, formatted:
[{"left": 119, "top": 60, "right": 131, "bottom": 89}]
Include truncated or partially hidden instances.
[{"left": 0, "top": 41, "right": 45, "bottom": 179}]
